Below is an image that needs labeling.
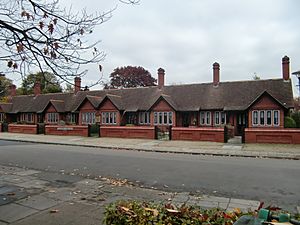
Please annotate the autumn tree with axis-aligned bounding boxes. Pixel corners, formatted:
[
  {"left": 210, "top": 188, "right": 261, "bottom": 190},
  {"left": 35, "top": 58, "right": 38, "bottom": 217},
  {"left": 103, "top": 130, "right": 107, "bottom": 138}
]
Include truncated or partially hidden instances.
[
  {"left": 0, "top": 74, "right": 13, "bottom": 100},
  {"left": 0, "top": 0, "right": 138, "bottom": 87},
  {"left": 18, "top": 72, "right": 62, "bottom": 95},
  {"left": 105, "top": 66, "right": 157, "bottom": 89}
]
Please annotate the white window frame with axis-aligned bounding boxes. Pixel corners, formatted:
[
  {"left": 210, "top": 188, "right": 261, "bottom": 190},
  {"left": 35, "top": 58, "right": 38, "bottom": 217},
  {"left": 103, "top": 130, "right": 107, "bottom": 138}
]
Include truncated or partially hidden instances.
[
  {"left": 273, "top": 110, "right": 280, "bottom": 126},
  {"left": 82, "top": 112, "right": 96, "bottom": 124},
  {"left": 215, "top": 111, "right": 220, "bottom": 125},
  {"left": 101, "top": 112, "right": 117, "bottom": 125},
  {"left": 266, "top": 110, "right": 272, "bottom": 126},
  {"left": 252, "top": 110, "right": 280, "bottom": 127},
  {"left": 139, "top": 112, "right": 150, "bottom": 125},
  {"left": 215, "top": 111, "right": 226, "bottom": 126},
  {"left": 154, "top": 111, "right": 173, "bottom": 125},
  {"left": 252, "top": 111, "right": 258, "bottom": 126},
  {"left": 200, "top": 111, "right": 211, "bottom": 125},
  {"left": 47, "top": 112, "right": 59, "bottom": 123}
]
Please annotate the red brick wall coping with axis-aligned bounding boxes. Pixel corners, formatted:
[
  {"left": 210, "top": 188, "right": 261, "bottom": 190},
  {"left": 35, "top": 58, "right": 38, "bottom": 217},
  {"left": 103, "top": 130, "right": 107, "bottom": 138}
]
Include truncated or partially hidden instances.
[
  {"left": 172, "top": 127, "right": 224, "bottom": 142},
  {"left": 245, "top": 128, "right": 300, "bottom": 144},
  {"left": 100, "top": 126, "right": 155, "bottom": 139},
  {"left": 8, "top": 124, "right": 38, "bottom": 134},
  {"left": 45, "top": 125, "right": 89, "bottom": 137}
]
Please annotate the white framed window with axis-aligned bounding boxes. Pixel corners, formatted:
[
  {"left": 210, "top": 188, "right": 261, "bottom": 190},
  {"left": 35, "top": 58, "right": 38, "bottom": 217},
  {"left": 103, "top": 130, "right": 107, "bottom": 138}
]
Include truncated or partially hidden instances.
[
  {"left": 200, "top": 111, "right": 211, "bottom": 125},
  {"left": 0, "top": 113, "right": 5, "bottom": 122},
  {"left": 252, "top": 110, "right": 280, "bottom": 126},
  {"left": 82, "top": 112, "right": 96, "bottom": 124},
  {"left": 215, "top": 111, "right": 220, "bottom": 125},
  {"left": 101, "top": 112, "right": 117, "bottom": 125},
  {"left": 67, "top": 113, "right": 77, "bottom": 124},
  {"left": 266, "top": 110, "right": 272, "bottom": 126},
  {"left": 215, "top": 111, "right": 226, "bottom": 126},
  {"left": 154, "top": 111, "right": 173, "bottom": 125},
  {"left": 139, "top": 112, "right": 150, "bottom": 125},
  {"left": 47, "top": 113, "right": 59, "bottom": 123},
  {"left": 260, "top": 111, "right": 265, "bottom": 125},
  {"left": 20, "top": 113, "right": 34, "bottom": 123},
  {"left": 274, "top": 110, "right": 279, "bottom": 126},
  {"left": 252, "top": 111, "right": 258, "bottom": 125}
]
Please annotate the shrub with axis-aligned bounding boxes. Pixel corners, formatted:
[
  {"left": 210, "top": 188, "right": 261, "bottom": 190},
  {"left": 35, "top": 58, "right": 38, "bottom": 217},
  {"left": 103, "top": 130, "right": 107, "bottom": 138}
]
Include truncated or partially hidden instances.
[
  {"left": 104, "top": 200, "right": 247, "bottom": 225},
  {"left": 284, "top": 116, "right": 296, "bottom": 128},
  {"left": 291, "top": 111, "right": 300, "bottom": 128}
]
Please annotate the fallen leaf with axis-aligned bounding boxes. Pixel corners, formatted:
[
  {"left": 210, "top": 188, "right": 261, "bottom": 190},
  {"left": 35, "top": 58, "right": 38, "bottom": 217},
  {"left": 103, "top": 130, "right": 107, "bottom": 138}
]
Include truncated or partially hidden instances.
[
  {"left": 166, "top": 208, "right": 180, "bottom": 213},
  {"left": 144, "top": 207, "right": 159, "bottom": 217},
  {"left": 6, "top": 192, "right": 16, "bottom": 196},
  {"left": 50, "top": 209, "right": 59, "bottom": 213}
]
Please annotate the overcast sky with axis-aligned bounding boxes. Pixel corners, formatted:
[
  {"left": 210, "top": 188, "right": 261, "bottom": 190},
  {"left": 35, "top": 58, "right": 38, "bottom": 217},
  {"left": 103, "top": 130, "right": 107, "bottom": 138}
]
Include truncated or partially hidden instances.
[{"left": 10, "top": 0, "right": 300, "bottom": 94}]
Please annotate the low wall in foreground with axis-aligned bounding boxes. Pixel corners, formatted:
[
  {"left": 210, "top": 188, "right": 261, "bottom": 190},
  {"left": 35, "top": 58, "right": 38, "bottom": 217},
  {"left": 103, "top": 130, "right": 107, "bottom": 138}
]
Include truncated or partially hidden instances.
[
  {"left": 45, "top": 125, "right": 89, "bottom": 137},
  {"left": 100, "top": 126, "right": 155, "bottom": 139},
  {"left": 172, "top": 127, "right": 224, "bottom": 143},
  {"left": 8, "top": 124, "right": 38, "bottom": 134},
  {"left": 244, "top": 128, "right": 300, "bottom": 144}
]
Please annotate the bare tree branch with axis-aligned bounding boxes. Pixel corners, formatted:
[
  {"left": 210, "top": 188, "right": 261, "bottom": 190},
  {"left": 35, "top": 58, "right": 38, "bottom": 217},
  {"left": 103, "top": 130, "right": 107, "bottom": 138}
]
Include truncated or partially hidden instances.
[{"left": 0, "top": 0, "right": 138, "bottom": 88}]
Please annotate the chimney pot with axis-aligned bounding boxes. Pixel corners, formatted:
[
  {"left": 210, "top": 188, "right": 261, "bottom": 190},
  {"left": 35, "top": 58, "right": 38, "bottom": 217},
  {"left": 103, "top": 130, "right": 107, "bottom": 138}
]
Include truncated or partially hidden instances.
[
  {"left": 213, "top": 62, "right": 220, "bottom": 86},
  {"left": 74, "top": 77, "right": 81, "bottom": 94},
  {"left": 282, "top": 55, "right": 290, "bottom": 81},
  {"left": 33, "top": 81, "right": 41, "bottom": 95},
  {"left": 158, "top": 68, "right": 165, "bottom": 89}
]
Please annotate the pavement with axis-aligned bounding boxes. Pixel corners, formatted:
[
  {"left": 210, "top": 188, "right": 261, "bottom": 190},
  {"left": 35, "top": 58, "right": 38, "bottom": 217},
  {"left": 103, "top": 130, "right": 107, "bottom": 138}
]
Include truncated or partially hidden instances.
[
  {"left": 0, "top": 165, "right": 260, "bottom": 225},
  {"left": 0, "top": 133, "right": 300, "bottom": 160}
]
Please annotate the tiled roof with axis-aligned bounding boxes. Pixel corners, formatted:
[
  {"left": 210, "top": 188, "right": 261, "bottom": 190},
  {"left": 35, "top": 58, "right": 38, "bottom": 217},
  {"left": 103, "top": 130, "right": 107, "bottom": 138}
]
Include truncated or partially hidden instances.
[
  {"left": 0, "top": 103, "right": 13, "bottom": 113},
  {"left": 6, "top": 78, "right": 293, "bottom": 113}
]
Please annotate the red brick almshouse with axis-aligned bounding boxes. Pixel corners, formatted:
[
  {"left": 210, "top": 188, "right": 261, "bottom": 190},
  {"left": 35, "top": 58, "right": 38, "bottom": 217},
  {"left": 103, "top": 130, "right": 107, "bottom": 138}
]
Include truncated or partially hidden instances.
[{"left": 0, "top": 56, "right": 297, "bottom": 144}]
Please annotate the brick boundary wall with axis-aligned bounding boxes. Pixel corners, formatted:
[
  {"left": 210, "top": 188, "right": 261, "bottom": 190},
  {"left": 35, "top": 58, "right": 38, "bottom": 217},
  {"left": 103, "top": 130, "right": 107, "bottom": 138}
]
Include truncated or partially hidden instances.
[
  {"left": 8, "top": 124, "right": 38, "bottom": 134},
  {"left": 172, "top": 127, "right": 225, "bottom": 143},
  {"left": 45, "top": 125, "right": 89, "bottom": 137},
  {"left": 245, "top": 128, "right": 300, "bottom": 144},
  {"left": 100, "top": 126, "right": 155, "bottom": 139}
]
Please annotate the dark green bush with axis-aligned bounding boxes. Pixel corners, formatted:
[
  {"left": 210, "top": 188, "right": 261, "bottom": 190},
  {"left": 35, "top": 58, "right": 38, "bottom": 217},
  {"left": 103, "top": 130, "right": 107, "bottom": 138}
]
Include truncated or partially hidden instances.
[
  {"left": 103, "top": 200, "right": 247, "bottom": 225},
  {"left": 291, "top": 111, "right": 300, "bottom": 128},
  {"left": 284, "top": 116, "right": 297, "bottom": 128}
]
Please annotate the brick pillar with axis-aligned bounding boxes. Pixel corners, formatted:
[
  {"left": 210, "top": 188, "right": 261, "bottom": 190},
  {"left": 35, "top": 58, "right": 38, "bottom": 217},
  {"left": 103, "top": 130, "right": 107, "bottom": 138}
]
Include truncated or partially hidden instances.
[
  {"left": 158, "top": 68, "right": 165, "bottom": 89},
  {"left": 282, "top": 56, "right": 290, "bottom": 81},
  {"left": 213, "top": 62, "right": 220, "bottom": 86},
  {"left": 74, "top": 77, "right": 81, "bottom": 94},
  {"left": 34, "top": 81, "right": 41, "bottom": 95}
]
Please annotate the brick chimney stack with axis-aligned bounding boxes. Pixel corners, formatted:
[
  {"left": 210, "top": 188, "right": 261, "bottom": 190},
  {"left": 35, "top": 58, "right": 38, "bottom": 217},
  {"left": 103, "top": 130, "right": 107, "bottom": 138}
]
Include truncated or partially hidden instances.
[
  {"left": 33, "top": 81, "right": 41, "bottom": 96},
  {"left": 213, "top": 62, "right": 220, "bottom": 86},
  {"left": 282, "top": 55, "right": 290, "bottom": 81},
  {"left": 9, "top": 84, "right": 16, "bottom": 97},
  {"left": 158, "top": 68, "right": 165, "bottom": 89},
  {"left": 74, "top": 77, "right": 81, "bottom": 94}
]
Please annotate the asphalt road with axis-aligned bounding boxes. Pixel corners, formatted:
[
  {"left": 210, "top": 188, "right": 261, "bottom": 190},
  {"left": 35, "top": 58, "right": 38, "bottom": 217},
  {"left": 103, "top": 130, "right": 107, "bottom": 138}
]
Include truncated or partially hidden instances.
[{"left": 0, "top": 140, "right": 299, "bottom": 211}]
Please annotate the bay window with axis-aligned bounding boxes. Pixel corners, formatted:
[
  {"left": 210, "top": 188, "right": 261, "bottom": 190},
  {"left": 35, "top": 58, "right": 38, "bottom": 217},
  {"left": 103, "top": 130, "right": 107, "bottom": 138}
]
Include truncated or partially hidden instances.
[
  {"left": 82, "top": 112, "right": 96, "bottom": 124},
  {"left": 139, "top": 112, "right": 150, "bottom": 125},
  {"left": 154, "top": 112, "right": 173, "bottom": 125},
  {"left": 47, "top": 113, "right": 59, "bottom": 123},
  {"left": 101, "top": 112, "right": 117, "bottom": 125},
  {"left": 252, "top": 110, "right": 280, "bottom": 126},
  {"left": 200, "top": 111, "right": 211, "bottom": 125},
  {"left": 215, "top": 111, "right": 226, "bottom": 126}
]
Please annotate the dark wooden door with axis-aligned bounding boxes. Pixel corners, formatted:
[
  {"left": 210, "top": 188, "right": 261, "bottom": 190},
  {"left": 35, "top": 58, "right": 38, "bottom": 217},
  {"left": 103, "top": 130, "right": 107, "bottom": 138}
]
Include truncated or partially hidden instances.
[{"left": 237, "top": 113, "right": 247, "bottom": 136}]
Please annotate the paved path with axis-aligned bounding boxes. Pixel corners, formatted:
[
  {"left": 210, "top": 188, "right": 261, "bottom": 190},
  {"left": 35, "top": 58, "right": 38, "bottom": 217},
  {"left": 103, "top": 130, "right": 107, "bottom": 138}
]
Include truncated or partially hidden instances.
[
  {"left": 0, "top": 165, "right": 259, "bottom": 225},
  {"left": 0, "top": 133, "right": 300, "bottom": 159}
]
